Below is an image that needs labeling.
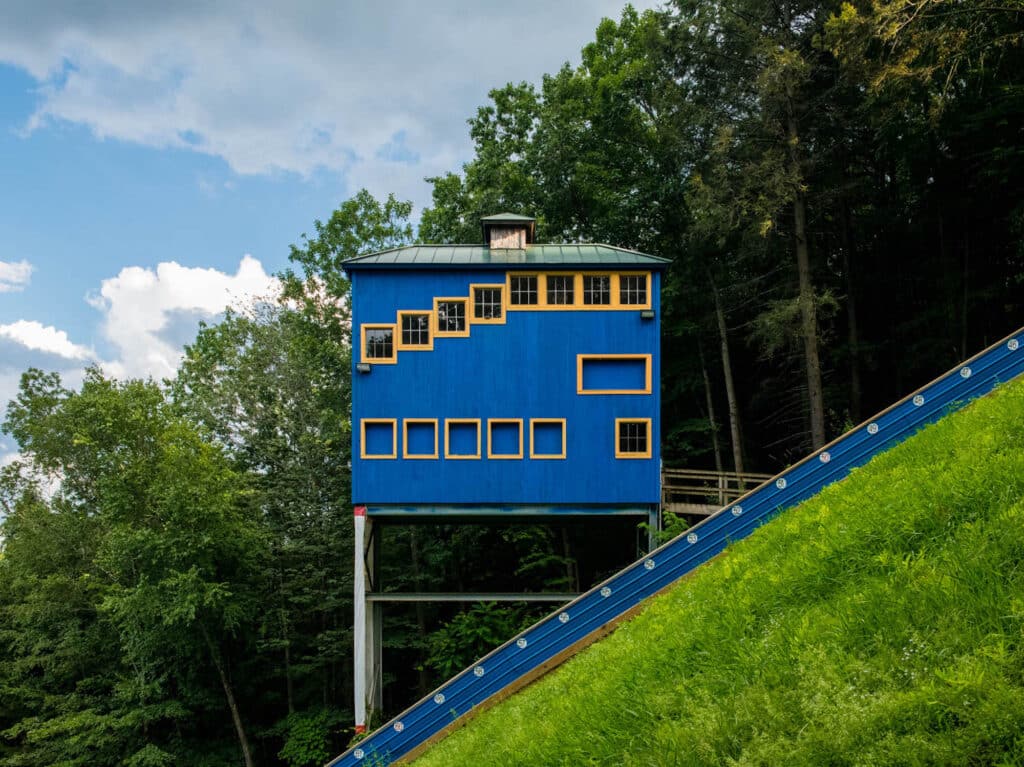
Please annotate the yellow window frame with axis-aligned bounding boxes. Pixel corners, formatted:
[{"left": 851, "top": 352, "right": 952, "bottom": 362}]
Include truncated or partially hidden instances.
[
  {"left": 444, "top": 418, "right": 482, "bottom": 459},
  {"left": 487, "top": 418, "right": 524, "bottom": 459},
  {"left": 469, "top": 283, "right": 507, "bottom": 325},
  {"left": 541, "top": 272, "right": 580, "bottom": 309},
  {"left": 576, "top": 354, "right": 653, "bottom": 395},
  {"left": 434, "top": 297, "right": 471, "bottom": 338},
  {"left": 395, "top": 310, "right": 434, "bottom": 351},
  {"left": 529, "top": 418, "right": 567, "bottom": 459},
  {"left": 505, "top": 272, "right": 543, "bottom": 310},
  {"left": 360, "top": 418, "right": 398, "bottom": 459},
  {"left": 615, "top": 418, "right": 653, "bottom": 459},
  {"left": 580, "top": 272, "right": 615, "bottom": 308},
  {"left": 360, "top": 323, "right": 397, "bottom": 364},
  {"left": 614, "top": 271, "right": 652, "bottom": 310},
  {"left": 402, "top": 418, "right": 439, "bottom": 459}
]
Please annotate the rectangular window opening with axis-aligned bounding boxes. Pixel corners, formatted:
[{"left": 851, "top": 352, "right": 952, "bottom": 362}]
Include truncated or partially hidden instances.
[
  {"left": 509, "top": 275, "right": 538, "bottom": 306},
  {"left": 616, "top": 419, "right": 652, "bottom": 458},
  {"left": 546, "top": 274, "right": 575, "bottom": 306},
  {"left": 397, "top": 312, "right": 432, "bottom": 350},
  {"left": 577, "top": 354, "right": 652, "bottom": 394},
  {"left": 619, "top": 273, "right": 649, "bottom": 307},
  {"left": 445, "top": 419, "right": 482, "bottom": 459},
  {"left": 471, "top": 284, "right": 505, "bottom": 323},
  {"left": 361, "top": 419, "right": 397, "bottom": 459},
  {"left": 487, "top": 419, "right": 523, "bottom": 459},
  {"left": 583, "top": 274, "right": 611, "bottom": 306},
  {"left": 403, "top": 419, "right": 438, "bottom": 459},
  {"left": 530, "top": 418, "right": 566, "bottom": 459},
  {"left": 435, "top": 298, "right": 469, "bottom": 336},
  {"left": 361, "top": 325, "right": 396, "bottom": 363}
]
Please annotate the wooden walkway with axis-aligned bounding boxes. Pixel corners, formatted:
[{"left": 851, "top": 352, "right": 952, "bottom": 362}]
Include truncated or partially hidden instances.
[{"left": 662, "top": 468, "right": 773, "bottom": 516}]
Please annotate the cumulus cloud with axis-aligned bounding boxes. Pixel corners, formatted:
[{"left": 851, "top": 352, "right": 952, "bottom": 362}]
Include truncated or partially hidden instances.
[
  {"left": 0, "top": 259, "right": 33, "bottom": 293},
  {"left": 0, "top": 0, "right": 649, "bottom": 207},
  {"left": 0, "top": 320, "right": 94, "bottom": 361},
  {"left": 88, "top": 255, "right": 278, "bottom": 379}
]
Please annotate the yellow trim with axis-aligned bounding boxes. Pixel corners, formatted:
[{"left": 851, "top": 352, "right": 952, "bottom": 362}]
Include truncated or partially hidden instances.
[
  {"left": 487, "top": 418, "right": 524, "bottom": 459},
  {"left": 395, "top": 310, "right": 434, "bottom": 351},
  {"left": 469, "top": 283, "right": 507, "bottom": 325},
  {"left": 542, "top": 272, "right": 579, "bottom": 309},
  {"left": 615, "top": 418, "right": 653, "bottom": 458},
  {"left": 402, "top": 418, "right": 439, "bottom": 459},
  {"left": 434, "top": 297, "right": 471, "bottom": 338},
  {"left": 444, "top": 418, "right": 482, "bottom": 459},
  {"left": 580, "top": 272, "right": 614, "bottom": 308},
  {"left": 505, "top": 272, "right": 543, "bottom": 310},
  {"left": 615, "top": 271, "right": 652, "bottom": 309},
  {"left": 360, "top": 324, "right": 397, "bottom": 364},
  {"left": 576, "top": 354, "right": 653, "bottom": 395},
  {"left": 529, "top": 418, "right": 567, "bottom": 459},
  {"left": 360, "top": 418, "right": 398, "bottom": 459},
  {"left": 504, "top": 271, "right": 653, "bottom": 311}
]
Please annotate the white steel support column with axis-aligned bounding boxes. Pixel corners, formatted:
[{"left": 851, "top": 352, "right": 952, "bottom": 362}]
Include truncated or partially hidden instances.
[
  {"left": 353, "top": 507, "right": 368, "bottom": 732},
  {"left": 354, "top": 506, "right": 383, "bottom": 733}
]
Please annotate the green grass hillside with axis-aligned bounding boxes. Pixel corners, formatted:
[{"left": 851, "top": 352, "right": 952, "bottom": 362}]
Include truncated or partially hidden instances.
[{"left": 415, "top": 379, "right": 1024, "bottom": 766}]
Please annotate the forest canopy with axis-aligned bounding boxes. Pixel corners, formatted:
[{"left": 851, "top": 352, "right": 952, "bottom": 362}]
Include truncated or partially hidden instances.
[{"left": 3, "top": 1, "right": 1023, "bottom": 765}]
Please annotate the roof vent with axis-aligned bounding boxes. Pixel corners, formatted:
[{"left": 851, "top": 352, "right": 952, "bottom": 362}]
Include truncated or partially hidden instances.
[{"left": 481, "top": 213, "right": 535, "bottom": 248}]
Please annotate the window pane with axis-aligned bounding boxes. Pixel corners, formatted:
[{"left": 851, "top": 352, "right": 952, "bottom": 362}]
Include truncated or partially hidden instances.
[
  {"left": 474, "top": 287, "right": 503, "bottom": 319},
  {"left": 619, "top": 275, "right": 648, "bottom": 305},
  {"left": 401, "top": 314, "right": 430, "bottom": 345},
  {"left": 510, "top": 276, "right": 538, "bottom": 305},
  {"left": 583, "top": 275, "right": 611, "bottom": 305},
  {"left": 618, "top": 420, "right": 649, "bottom": 455},
  {"left": 365, "top": 328, "right": 393, "bottom": 359},
  {"left": 546, "top": 275, "right": 575, "bottom": 305},
  {"left": 437, "top": 301, "right": 466, "bottom": 332}
]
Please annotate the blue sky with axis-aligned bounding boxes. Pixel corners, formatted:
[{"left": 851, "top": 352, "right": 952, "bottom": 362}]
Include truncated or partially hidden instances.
[{"left": 0, "top": 1, "right": 656, "bottom": 463}]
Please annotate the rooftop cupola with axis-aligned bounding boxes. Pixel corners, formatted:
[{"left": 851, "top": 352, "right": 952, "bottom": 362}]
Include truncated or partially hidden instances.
[{"left": 481, "top": 212, "right": 536, "bottom": 249}]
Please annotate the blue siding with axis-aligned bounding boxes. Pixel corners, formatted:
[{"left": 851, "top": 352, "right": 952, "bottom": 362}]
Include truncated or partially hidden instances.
[{"left": 350, "top": 269, "right": 662, "bottom": 507}]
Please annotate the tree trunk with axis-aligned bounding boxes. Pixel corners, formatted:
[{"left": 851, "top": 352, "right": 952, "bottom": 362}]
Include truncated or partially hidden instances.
[
  {"left": 698, "top": 340, "right": 724, "bottom": 475},
  {"left": 200, "top": 623, "right": 256, "bottom": 767},
  {"left": 561, "top": 527, "right": 579, "bottom": 592},
  {"left": 409, "top": 528, "right": 432, "bottom": 698},
  {"left": 709, "top": 272, "right": 745, "bottom": 474},
  {"left": 280, "top": 602, "right": 295, "bottom": 716},
  {"left": 839, "top": 197, "right": 862, "bottom": 424},
  {"left": 787, "top": 109, "right": 826, "bottom": 449}
]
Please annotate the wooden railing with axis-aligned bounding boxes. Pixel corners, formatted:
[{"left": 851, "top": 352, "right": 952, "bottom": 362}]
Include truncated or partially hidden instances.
[{"left": 662, "top": 468, "right": 773, "bottom": 510}]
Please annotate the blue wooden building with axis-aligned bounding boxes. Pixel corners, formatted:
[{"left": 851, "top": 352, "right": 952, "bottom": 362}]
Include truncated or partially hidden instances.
[{"left": 343, "top": 213, "right": 669, "bottom": 729}]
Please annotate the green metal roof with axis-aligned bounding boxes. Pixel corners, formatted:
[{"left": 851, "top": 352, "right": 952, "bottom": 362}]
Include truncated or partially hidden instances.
[
  {"left": 480, "top": 212, "right": 536, "bottom": 223},
  {"left": 342, "top": 244, "right": 671, "bottom": 270}
]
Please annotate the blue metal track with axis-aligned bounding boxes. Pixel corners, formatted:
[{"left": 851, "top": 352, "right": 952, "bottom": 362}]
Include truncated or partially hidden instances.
[{"left": 329, "top": 329, "right": 1024, "bottom": 767}]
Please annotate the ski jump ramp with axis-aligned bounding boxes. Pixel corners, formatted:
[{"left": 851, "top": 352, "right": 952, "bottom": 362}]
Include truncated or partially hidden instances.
[{"left": 329, "top": 328, "right": 1024, "bottom": 766}]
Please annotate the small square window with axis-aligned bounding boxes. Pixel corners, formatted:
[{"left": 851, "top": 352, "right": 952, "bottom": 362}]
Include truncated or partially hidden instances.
[
  {"left": 445, "top": 419, "right": 481, "bottom": 459},
  {"left": 509, "top": 275, "right": 538, "bottom": 306},
  {"left": 397, "top": 312, "right": 432, "bottom": 350},
  {"left": 487, "top": 419, "right": 523, "bottom": 459},
  {"left": 403, "top": 419, "right": 438, "bottom": 459},
  {"left": 583, "top": 275, "right": 611, "bottom": 305},
  {"left": 619, "top": 274, "right": 649, "bottom": 306},
  {"left": 361, "top": 419, "right": 397, "bottom": 459},
  {"left": 546, "top": 274, "right": 575, "bottom": 306},
  {"left": 615, "top": 418, "right": 652, "bottom": 458},
  {"left": 435, "top": 298, "right": 469, "bottom": 337},
  {"left": 530, "top": 418, "right": 566, "bottom": 459},
  {"left": 361, "top": 325, "right": 396, "bottom": 363},
  {"left": 472, "top": 285, "right": 504, "bottom": 322}
]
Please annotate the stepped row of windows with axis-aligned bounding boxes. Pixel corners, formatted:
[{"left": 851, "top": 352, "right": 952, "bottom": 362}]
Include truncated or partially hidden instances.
[
  {"left": 359, "top": 417, "right": 652, "bottom": 460},
  {"left": 361, "top": 271, "right": 651, "bottom": 364}
]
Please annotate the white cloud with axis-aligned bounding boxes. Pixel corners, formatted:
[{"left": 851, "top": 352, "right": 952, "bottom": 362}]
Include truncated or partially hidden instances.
[
  {"left": 89, "top": 255, "right": 279, "bottom": 380},
  {"left": 0, "top": 1, "right": 653, "bottom": 209},
  {"left": 0, "top": 320, "right": 94, "bottom": 361},
  {"left": 0, "top": 260, "right": 33, "bottom": 293}
]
